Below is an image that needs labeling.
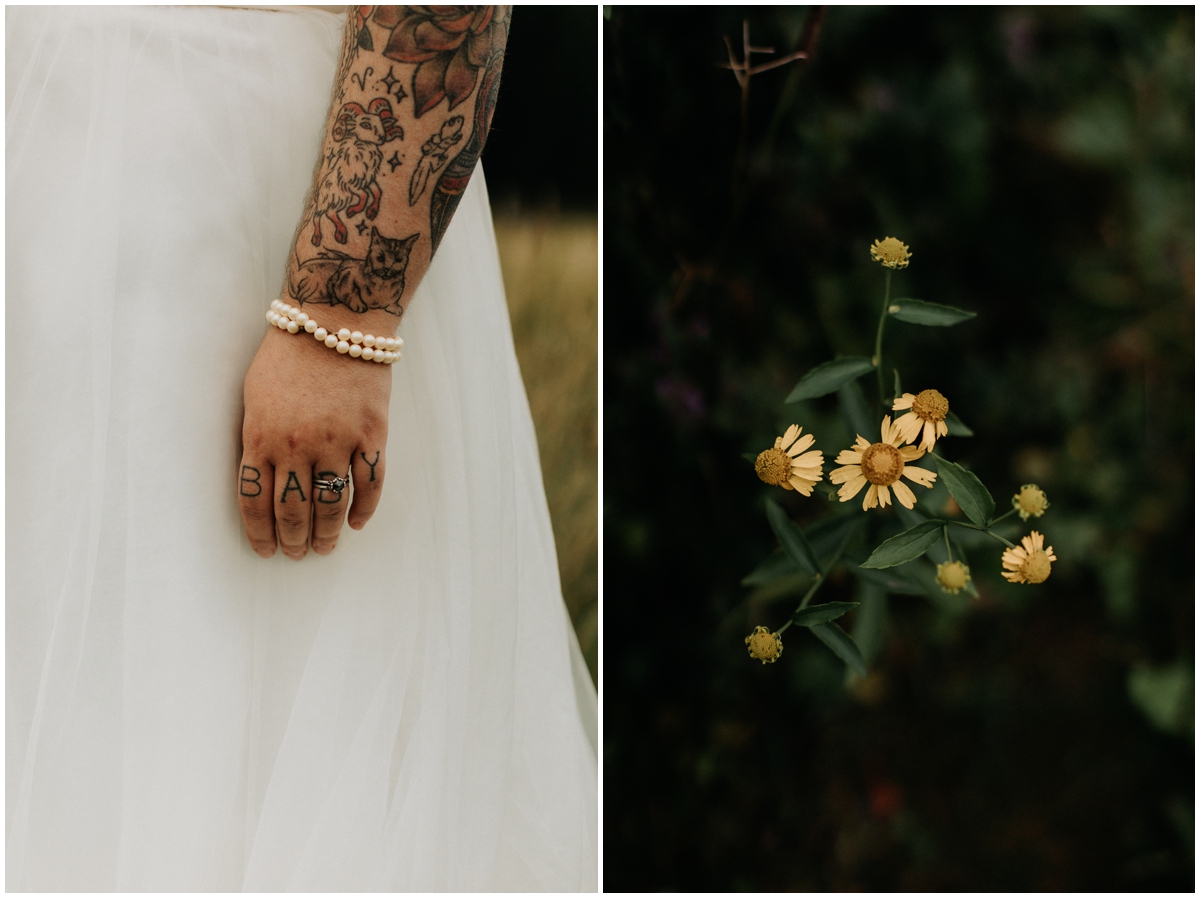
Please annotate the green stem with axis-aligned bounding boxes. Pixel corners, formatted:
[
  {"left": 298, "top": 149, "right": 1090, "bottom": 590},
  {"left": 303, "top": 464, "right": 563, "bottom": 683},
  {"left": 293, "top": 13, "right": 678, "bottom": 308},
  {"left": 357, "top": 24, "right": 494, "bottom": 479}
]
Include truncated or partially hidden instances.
[
  {"left": 943, "top": 525, "right": 953, "bottom": 562},
  {"left": 777, "top": 574, "right": 824, "bottom": 635},
  {"left": 989, "top": 507, "right": 1018, "bottom": 525},
  {"left": 948, "top": 520, "right": 1017, "bottom": 549},
  {"left": 776, "top": 530, "right": 854, "bottom": 635},
  {"left": 873, "top": 270, "right": 892, "bottom": 405}
]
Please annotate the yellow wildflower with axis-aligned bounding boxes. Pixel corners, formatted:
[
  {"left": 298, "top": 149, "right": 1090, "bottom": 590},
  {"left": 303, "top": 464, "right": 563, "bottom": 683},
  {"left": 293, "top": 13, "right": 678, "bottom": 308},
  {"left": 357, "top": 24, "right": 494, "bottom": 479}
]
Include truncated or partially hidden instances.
[
  {"left": 935, "top": 561, "right": 971, "bottom": 595},
  {"left": 869, "top": 236, "right": 911, "bottom": 269},
  {"left": 892, "top": 389, "right": 950, "bottom": 452},
  {"left": 1013, "top": 484, "right": 1050, "bottom": 521},
  {"left": 1001, "top": 531, "right": 1057, "bottom": 584},
  {"left": 754, "top": 424, "right": 824, "bottom": 496},
  {"left": 745, "top": 626, "right": 783, "bottom": 664},
  {"left": 828, "top": 416, "right": 938, "bottom": 511}
]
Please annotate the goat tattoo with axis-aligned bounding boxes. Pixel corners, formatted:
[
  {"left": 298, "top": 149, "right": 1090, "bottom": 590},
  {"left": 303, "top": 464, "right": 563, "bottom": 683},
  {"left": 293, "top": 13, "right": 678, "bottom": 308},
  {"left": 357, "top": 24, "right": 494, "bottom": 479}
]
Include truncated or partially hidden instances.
[{"left": 311, "top": 98, "right": 404, "bottom": 246}]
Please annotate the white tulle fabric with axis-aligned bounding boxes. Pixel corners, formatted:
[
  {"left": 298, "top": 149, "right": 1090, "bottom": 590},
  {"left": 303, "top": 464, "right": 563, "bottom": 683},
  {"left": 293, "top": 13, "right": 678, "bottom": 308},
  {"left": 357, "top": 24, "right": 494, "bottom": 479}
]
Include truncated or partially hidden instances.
[{"left": 6, "top": 6, "right": 597, "bottom": 891}]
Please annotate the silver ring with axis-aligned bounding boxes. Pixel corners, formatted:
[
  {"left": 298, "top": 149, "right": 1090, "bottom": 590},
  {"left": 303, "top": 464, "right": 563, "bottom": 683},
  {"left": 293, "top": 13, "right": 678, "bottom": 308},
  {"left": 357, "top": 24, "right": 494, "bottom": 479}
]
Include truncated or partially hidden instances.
[{"left": 313, "top": 474, "right": 349, "bottom": 494}]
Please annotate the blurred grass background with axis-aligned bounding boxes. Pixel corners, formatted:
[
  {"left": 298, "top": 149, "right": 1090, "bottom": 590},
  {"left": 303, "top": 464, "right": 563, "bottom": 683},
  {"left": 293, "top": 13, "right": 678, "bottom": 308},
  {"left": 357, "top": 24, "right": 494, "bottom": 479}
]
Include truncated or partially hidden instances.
[
  {"left": 605, "top": 5, "right": 1192, "bottom": 890},
  {"left": 482, "top": 7, "right": 597, "bottom": 684},
  {"left": 495, "top": 213, "right": 598, "bottom": 683}
]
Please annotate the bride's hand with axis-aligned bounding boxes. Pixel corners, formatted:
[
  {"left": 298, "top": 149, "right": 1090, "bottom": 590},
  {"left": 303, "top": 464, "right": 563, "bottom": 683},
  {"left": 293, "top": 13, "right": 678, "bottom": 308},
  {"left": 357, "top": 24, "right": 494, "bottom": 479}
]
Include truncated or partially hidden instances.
[{"left": 238, "top": 324, "right": 391, "bottom": 559}]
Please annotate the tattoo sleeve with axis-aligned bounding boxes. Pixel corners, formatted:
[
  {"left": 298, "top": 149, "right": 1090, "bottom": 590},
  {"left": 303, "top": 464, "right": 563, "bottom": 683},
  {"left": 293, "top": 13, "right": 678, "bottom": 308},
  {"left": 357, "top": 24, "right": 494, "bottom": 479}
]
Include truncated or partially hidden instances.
[{"left": 282, "top": 6, "right": 509, "bottom": 327}]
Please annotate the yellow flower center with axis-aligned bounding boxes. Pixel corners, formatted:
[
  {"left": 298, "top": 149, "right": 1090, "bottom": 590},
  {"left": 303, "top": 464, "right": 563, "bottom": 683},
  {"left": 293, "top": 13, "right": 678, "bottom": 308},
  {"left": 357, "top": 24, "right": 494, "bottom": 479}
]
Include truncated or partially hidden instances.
[
  {"left": 1015, "top": 485, "right": 1048, "bottom": 518},
  {"left": 755, "top": 447, "right": 793, "bottom": 486},
  {"left": 871, "top": 237, "right": 910, "bottom": 267},
  {"left": 746, "top": 627, "right": 781, "bottom": 662},
  {"left": 1019, "top": 550, "right": 1052, "bottom": 584},
  {"left": 937, "top": 561, "right": 969, "bottom": 591},
  {"left": 860, "top": 443, "right": 903, "bottom": 486},
  {"left": 911, "top": 389, "right": 949, "bottom": 423}
]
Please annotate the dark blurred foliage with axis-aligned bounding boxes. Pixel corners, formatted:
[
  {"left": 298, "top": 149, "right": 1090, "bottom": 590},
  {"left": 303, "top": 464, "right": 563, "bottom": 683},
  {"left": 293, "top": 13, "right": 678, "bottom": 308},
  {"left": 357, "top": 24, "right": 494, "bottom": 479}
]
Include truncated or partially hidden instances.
[
  {"left": 604, "top": 6, "right": 1193, "bottom": 891},
  {"left": 483, "top": 5, "right": 596, "bottom": 209}
]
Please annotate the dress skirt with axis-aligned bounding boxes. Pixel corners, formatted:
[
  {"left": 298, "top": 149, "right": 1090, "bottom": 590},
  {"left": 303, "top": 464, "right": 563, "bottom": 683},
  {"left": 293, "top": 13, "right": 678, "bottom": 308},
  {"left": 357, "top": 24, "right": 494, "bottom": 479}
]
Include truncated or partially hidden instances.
[{"left": 6, "top": 5, "right": 597, "bottom": 891}]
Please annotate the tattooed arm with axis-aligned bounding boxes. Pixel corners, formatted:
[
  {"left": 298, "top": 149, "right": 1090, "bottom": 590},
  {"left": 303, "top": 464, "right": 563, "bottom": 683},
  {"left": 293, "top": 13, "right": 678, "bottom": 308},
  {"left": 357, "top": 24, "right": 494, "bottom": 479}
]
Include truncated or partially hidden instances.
[{"left": 238, "top": 7, "right": 509, "bottom": 560}]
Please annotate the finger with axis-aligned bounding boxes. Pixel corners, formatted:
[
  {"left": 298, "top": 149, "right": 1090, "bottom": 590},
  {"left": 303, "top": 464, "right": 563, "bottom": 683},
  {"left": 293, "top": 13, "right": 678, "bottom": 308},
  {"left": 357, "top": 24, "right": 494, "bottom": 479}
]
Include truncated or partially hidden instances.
[
  {"left": 348, "top": 446, "right": 386, "bottom": 530},
  {"left": 311, "top": 462, "right": 352, "bottom": 554},
  {"left": 237, "top": 457, "right": 277, "bottom": 557},
  {"left": 274, "top": 462, "right": 313, "bottom": 560}
]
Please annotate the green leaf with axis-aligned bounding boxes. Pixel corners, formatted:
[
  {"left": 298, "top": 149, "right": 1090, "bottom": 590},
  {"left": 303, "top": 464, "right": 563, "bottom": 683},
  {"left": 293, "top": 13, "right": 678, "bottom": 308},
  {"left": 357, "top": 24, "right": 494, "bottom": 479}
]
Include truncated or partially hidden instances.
[
  {"left": 931, "top": 454, "right": 995, "bottom": 527},
  {"left": 852, "top": 582, "right": 888, "bottom": 664},
  {"left": 791, "top": 601, "right": 859, "bottom": 628},
  {"left": 809, "top": 623, "right": 868, "bottom": 677},
  {"left": 944, "top": 410, "right": 974, "bottom": 437},
  {"left": 803, "top": 513, "right": 863, "bottom": 571},
  {"left": 851, "top": 564, "right": 927, "bottom": 596},
  {"left": 837, "top": 378, "right": 878, "bottom": 442},
  {"left": 742, "top": 452, "right": 759, "bottom": 463},
  {"left": 785, "top": 357, "right": 875, "bottom": 403},
  {"left": 860, "top": 520, "right": 944, "bottom": 569},
  {"left": 765, "top": 499, "right": 820, "bottom": 576},
  {"left": 741, "top": 549, "right": 802, "bottom": 587},
  {"left": 889, "top": 298, "right": 977, "bottom": 327}
]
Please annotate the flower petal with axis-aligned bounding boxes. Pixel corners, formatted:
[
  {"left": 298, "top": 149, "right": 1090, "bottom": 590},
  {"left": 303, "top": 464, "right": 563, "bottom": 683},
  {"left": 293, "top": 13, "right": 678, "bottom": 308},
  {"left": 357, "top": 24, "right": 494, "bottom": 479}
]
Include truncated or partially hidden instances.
[
  {"left": 898, "top": 445, "right": 925, "bottom": 462},
  {"left": 854, "top": 436, "right": 872, "bottom": 452},
  {"left": 879, "top": 415, "right": 895, "bottom": 444},
  {"left": 444, "top": 46, "right": 480, "bottom": 109},
  {"left": 862, "top": 483, "right": 878, "bottom": 511},
  {"left": 791, "top": 449, "right": 823, "bottom": 467},
  {"left": 780, "top": 424, "right": 800, "bottom": 450},
  {"left": 892, "top": 479, "right": 917, "bottom": 508},
  {"left": 877, "top": 484, "right": 892, "bottom": 508},
  {"left": 411, "top": 54, "right": 451, "bottom": 116},
  {"left": 901, "top": 465, "right": 937, "bottom": 487},
  {"left": 893, "top": 393, "right": 915, "bottom": 410},
  {"left": 414, "top": 17, "right": 469, "bottom": 52},
  {"left": 829, "top": 464, "right": 861, "bottom": 485},
  {"left": 383, "top": 17, "right": 438, "bottom": 62},
  {"left": 779, "top": 479, "right": 794, "bottom": 491},
  {"left": 786, "top": 432, "right": 814, "bottom": 456},
  {"left": 837, "top": 474, "right": 867, "bottom": 501},
  {"left": 789, "top": 477, "right": 814, "bottom": 495}
]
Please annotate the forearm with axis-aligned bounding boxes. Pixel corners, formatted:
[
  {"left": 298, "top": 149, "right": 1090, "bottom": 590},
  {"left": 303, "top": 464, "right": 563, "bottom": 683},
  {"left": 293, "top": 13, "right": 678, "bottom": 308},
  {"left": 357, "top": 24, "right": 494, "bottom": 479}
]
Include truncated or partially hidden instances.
[{"left": 281, "top": 6, "right": 509, "bottom": 339}]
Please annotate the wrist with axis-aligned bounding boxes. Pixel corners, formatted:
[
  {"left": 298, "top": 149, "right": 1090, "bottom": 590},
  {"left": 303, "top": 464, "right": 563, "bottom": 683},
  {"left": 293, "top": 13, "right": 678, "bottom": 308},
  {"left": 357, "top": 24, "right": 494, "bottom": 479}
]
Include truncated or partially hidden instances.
[{"left": 265, "top": 299, "right": 403, "bottom": 367}]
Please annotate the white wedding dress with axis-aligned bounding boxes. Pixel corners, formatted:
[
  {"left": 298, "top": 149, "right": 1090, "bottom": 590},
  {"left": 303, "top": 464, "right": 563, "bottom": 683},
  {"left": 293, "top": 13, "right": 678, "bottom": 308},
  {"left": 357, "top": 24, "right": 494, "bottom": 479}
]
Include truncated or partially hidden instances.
[{"left": 6, "top": 6, "right": 597, "bottom": 891}]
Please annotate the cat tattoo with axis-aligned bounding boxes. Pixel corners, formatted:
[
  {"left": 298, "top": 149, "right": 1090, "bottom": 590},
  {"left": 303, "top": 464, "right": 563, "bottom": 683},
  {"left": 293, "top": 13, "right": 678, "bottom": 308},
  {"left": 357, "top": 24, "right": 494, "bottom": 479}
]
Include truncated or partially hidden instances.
[{"left": 289, "top": 226, "right": 419, "bottom": 315}]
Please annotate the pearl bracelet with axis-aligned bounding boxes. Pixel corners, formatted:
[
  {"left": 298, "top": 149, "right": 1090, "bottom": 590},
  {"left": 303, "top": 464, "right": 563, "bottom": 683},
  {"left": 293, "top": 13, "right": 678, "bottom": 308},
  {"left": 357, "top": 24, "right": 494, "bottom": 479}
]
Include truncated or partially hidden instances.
[{"left": 266, "top": 299, "right": 404, "bottom": 364}]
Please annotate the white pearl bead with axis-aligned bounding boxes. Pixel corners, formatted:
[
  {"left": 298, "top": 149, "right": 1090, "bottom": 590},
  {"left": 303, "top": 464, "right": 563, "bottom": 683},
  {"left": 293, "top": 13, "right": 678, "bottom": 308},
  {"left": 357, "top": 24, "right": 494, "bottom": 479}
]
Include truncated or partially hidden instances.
[
  {"left": 304, "top": 319, "right": 318, "bottom": 333},
  {"left": 361, "top": 347, "right": 375, "bottom": 360},
  {"left": 350, "top": 331, "right": 363, "bottom": 344},
  {"left": 296, "top": 312, "right": 309, "bottom": 326},
  {"left": 325, "top": 335, "right": 339, "bottom": 348},
  {"left": 395, "top": 337, "right": 404, "bottom": 348},
  {"left": 286, "top": 320, "right": 300, "bottom": 334},
  {"left": 336, "top": 340, "right": 350, "bottom": 354},
  {"left": 314, "top": 327, "right": 328, "bottom": 341},
  {"left": 265, "top": 311, "right": 273, "bottom": 323},
  {"left": 372, "top": 351, "right": 384, "bottom": 363},
  {"left": 363, "top": 334, "right": 376, "bottom": 347},
  {"left": 337, "top": 328, "right": 351, "bottom": 342},
  {"left": 349, "top": 344, "right": 363, "bottom": 357}
]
